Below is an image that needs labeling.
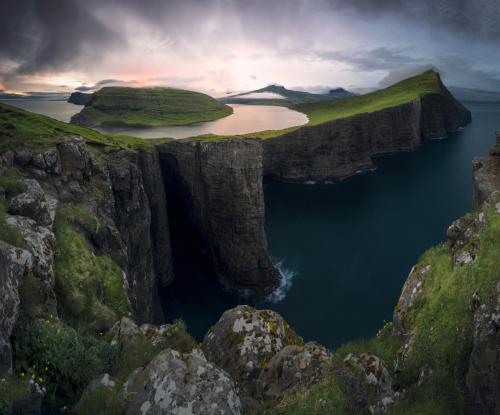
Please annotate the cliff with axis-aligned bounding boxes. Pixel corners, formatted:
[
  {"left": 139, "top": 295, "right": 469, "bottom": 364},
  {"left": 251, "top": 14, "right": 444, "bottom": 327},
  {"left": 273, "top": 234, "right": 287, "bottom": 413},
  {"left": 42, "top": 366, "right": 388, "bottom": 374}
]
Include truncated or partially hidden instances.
[
  {"left": 67, "top": 92, "right": 92, "bottom": 105},
  {"left": 263, "top": 77, "right": 471, "bottom": 182},
  {"left": 158, "top": 139, "right": 280, "bottom": 294}
]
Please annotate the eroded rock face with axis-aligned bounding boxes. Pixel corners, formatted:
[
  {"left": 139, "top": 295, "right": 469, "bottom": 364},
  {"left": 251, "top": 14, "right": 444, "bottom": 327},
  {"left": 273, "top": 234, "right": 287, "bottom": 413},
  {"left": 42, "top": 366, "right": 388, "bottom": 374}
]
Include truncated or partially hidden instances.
[
  {"left": 393, "top": 264, "right": 431, "bottom": 337},
  {"left": 257, "top": 341, "right": 332, "bottom": 400},
  {"left": 159, "top": 139, "right": 280, "bottom": 295},
  {"left": 466, "top": 282, "right": 500, "bottom": 415},
  {"left": 0, "top": 241, "right": 32, "bottom": 372},
  {"left": 344, "top": 353, "right": 395, "bottom": 414},
  {"left": 202, "top": 305, "right": 303, "bottom": 393},
  {"left": 8, "top": 179, "right": 52, "bottom": 226},
  {"left": 124, "top": 348, "right": 242, "bottom": 415},
  {"left": 472, "top": 156, "right": 500, "bottom": 208}
]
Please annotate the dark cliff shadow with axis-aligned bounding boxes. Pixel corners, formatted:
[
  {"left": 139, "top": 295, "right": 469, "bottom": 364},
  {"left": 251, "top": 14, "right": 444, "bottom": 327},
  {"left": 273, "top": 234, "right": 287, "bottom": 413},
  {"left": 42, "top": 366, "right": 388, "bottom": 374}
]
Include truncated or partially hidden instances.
[{"left": 157, "top": 153, "right": 239, "bottom": 340}]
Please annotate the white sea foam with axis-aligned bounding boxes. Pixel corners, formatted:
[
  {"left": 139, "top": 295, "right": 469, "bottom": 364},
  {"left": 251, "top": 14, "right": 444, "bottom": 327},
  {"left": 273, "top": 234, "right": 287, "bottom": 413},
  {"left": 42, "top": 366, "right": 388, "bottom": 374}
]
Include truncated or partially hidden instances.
[{"left": 266, "top": 260, "right": 297, "bottom": 303}]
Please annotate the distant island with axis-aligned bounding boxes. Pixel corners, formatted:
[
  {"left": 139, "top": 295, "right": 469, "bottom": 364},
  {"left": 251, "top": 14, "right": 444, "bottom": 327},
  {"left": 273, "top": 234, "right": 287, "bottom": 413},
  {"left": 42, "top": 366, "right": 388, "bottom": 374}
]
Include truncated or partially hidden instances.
[
  {"left": 220, "top": 84, "right": 355, "bottom": 106},
  {"left": 70, "top": 87, "right": 233, "bottom": 128}
]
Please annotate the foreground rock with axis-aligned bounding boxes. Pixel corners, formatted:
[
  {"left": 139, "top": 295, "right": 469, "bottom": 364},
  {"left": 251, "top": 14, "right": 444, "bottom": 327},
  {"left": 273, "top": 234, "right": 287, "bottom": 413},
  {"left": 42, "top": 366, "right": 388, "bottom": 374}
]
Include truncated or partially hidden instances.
[
  {"left": 257, "top": 341, "right": 332, "bottom": 400},
  {"left": 202, "top": 306, "right": 303, "bottom": 388},
  {"left": 124, "top": 348, "right": 242, "bottom": 415},
  {"left": 0, "top": 242, "right": 32, "bottom": 372},
  {"left": 466, "top": 281, "right": 500, "bottom": 415}
]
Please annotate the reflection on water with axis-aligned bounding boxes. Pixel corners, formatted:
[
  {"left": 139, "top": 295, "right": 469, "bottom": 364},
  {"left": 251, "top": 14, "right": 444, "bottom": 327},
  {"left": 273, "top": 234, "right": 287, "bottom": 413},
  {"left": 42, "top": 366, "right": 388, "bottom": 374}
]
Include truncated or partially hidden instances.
[
  {"left": 97, "top": 104, "right": 308, "bottom": 139},
  {"left": 0, "top": 99, "right": 80, "bottom": 123},
  {"left": 0, "top": 100, "right": 308, "bottom": 139}
]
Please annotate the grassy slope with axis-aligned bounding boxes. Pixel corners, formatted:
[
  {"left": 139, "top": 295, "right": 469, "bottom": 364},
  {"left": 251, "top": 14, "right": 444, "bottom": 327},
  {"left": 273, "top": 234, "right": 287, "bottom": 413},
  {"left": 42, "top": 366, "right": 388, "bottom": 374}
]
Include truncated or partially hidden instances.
[
  {"left": 278, "top": 197, "right": 500, "bottom": 415},
  {"left": 295, "top": 70, "right": 442, "bottom": 126},
  {"left": 0, "top": 102, "right": 165, "bottom": 153},
  {"left": 74, "top": 87, "right": 233, "bottom": 127}
]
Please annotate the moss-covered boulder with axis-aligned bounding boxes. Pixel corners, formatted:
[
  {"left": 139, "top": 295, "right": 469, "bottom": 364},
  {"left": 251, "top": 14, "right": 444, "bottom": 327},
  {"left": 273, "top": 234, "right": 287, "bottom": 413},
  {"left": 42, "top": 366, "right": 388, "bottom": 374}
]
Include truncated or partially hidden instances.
[
  {"left": 123, "top": 348, "right": 242, "bottom": 415},
  {"left": 201, "top": 305, "right": 303, "bottom": 403}
]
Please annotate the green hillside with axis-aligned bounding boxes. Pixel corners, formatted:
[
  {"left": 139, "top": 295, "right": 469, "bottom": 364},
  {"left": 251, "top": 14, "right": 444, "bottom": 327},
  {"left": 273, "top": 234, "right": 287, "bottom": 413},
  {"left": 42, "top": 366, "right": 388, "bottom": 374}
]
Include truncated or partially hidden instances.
[
  {"left": 295, "top": 70, "right": 443, "bottom": 126},
  {"left": 70, "top": 87, "right": 233, "bottom": 128},
  {"left": 0, "top": 103, "right": 156, "bottom": 153}
]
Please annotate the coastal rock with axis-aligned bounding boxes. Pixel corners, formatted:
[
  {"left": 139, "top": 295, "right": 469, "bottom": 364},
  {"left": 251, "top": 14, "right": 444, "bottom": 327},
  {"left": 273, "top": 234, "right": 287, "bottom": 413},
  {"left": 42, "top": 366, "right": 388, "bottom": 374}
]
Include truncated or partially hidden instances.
[
  {"left": 257, "top": 341, "right": 332, "bottom": 400},
  {"left": 473, "top": 155, "right": 500, "bottom": 208},
  {"left": 0, "top": 241, "right": 32, "bottom": 372},
  {"left": 124, "top": 348, "right": 242, "bottom": 415},
  {"left": 8, "top": 179, "right": 52, "bottom": 226},
  {"left": 466, "top": 282, "right": 500, "bottom": 415},
  {"left": 14, "top": 149, "right": 32, "bottom": 166},
  {"left": 57, "top": 136, "right": 94, "bottom": 181},
  {"left": 202, "top": 305, "right": 302, "bottom": 392},
  {"left": 393, "top": 264, "right": 431, "bottom": 338},
  {"left": 159, "top": 139, "right": 280, "bottom": 294},
  {"left": 344, "top": 353, "right": 395, "bottom": 414}
]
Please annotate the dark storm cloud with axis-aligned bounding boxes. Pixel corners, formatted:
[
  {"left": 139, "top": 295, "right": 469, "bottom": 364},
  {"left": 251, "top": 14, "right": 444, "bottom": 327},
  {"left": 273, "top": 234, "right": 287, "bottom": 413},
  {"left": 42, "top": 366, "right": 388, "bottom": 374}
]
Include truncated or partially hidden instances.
[
  {"left": 329, "top": 0, "right": 500, "bottom": 40},
  {"left": 0, "top": 0, "right": 123, "bottom": 75}
]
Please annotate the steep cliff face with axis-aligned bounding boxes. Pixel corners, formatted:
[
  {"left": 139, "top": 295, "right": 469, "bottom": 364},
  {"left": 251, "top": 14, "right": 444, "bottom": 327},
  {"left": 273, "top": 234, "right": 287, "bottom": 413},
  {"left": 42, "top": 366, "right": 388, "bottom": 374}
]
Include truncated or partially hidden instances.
[
  {"left": 158, "top": 139, "right": 280, "bottom": 294},
  {"left": 472, "top": 155, "right": 500, "bottom": 208},
  {"left": 263, "top": 89, "right": 471, "bottom": 182}
]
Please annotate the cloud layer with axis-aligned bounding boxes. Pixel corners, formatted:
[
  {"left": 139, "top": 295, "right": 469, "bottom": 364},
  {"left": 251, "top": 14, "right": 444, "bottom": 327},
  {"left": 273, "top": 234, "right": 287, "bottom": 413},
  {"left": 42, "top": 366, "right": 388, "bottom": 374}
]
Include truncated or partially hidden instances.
[{"left": 2, "top": 0, "right": 500, "bottom": 93}]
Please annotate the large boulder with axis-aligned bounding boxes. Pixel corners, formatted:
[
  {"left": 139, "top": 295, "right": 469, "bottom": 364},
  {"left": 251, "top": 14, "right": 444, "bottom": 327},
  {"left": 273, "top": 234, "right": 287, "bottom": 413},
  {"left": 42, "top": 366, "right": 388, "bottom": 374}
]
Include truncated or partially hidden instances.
[
  {"left": 466, "top": 282, "right": 500, "bottom": 415},
  {"left": 124, "top": 348, "right": 242, "bottom": 415},
  {"left": 257, "top": 341, "right": 332, "bottom": 400},
  {"left": 8, "top": 179, "right": 52, "bottom": 226},
  {"left": 202, "top": 306, "right": 303, "bottom": 390},
  {"left": 0, "top": 241, "right": 32, "bottom": 372}
]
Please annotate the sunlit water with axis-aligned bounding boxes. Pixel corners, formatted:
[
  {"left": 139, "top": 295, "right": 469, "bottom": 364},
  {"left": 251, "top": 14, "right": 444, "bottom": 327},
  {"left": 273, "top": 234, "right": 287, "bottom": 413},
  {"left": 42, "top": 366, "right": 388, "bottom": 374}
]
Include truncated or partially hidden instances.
[
  {"left": 0, "top": 99, "right": 79, "bottom": 123},
  {"left": 0, "top": 100, "right": 308, "bottom": 139},
  {"left": 97, "top": 104, "right": 308, "bottom": 138},
  {"left": 160, "top": 101, "right": 500, "bottom": 349}
]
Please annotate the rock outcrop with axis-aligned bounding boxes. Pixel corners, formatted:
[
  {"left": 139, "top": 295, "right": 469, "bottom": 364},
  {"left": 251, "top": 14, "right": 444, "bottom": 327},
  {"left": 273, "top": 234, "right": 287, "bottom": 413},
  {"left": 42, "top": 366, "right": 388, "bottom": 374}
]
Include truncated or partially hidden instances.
[
  {"left": 473, "top": 155, "right": 500, "bottom": 208},
  {"left": 466, "top": 282, "right": 500, "bottom": 415},
  {"left": 263, "top": 82, "right": 471, "bottom": 183},
  {"left": 124, "top": 348, "right": 242, "bottom": 415},
  {"left": 0, "top": 241, "right": 32, "bottom": 372},
  {"left": 158, "top": 139, "right": 280, "bottom": 294}
]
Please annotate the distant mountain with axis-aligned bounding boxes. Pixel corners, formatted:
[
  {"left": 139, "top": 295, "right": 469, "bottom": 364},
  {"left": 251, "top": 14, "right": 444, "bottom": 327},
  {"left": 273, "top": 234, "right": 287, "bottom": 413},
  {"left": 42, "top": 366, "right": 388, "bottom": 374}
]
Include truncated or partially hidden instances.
[
  {"left": 220, "top": 84, "right": 355, "bottom": 106},
  {"left": 449, "top": 86, "right": 500, "bottom": 103},
  {"left": 68, "top": 91, "right": 93, "bottom": 105}
]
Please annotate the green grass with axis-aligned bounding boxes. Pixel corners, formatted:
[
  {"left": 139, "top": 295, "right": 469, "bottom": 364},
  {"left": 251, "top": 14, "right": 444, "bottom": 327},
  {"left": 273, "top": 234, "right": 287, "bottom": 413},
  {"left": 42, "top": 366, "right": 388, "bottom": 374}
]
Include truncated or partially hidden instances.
[
  {"left": 12, "top": 318, "right": 114, "bottom": 410},
  {"left": 54, "top": 206, "right": 131, "bottom": 334},
  {"left": 72, "top": 86, "right": 233, "bottom": 128},
  {"left": 0, "top": 167, "right": 27, "bottom": 197},
  {"left": 0, "top": 103, "right": 154, "bottom": 153},
  {"left": 294, "top": 70, "right": 442, "bottom": 126},
  {"left": 0, "top": 373, "right": 29, "bottom": 414},
  {"left": 0, "top": 199, "right": 24, "bottom": 247}
]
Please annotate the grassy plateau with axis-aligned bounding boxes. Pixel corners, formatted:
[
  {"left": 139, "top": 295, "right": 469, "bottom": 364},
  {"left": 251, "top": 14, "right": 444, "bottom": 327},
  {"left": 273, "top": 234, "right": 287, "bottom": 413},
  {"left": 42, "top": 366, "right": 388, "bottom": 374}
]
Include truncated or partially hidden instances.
[{"left": 71, "top": 87, "right": 233, "bottom": 128}]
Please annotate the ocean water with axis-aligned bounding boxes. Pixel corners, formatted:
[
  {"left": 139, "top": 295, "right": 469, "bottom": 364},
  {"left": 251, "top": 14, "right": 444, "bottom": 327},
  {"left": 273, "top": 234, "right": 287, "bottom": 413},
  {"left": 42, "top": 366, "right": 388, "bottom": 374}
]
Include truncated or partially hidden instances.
[{"left": 161, "top": 101, "right": 500, "bottom": 348}]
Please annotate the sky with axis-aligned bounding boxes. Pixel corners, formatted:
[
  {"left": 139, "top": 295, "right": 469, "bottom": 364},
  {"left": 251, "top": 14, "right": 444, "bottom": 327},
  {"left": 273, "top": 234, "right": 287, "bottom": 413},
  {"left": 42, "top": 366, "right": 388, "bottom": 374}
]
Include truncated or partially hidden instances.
[{"left": 1, "top": 0, "right": 500, "bottom": 95}]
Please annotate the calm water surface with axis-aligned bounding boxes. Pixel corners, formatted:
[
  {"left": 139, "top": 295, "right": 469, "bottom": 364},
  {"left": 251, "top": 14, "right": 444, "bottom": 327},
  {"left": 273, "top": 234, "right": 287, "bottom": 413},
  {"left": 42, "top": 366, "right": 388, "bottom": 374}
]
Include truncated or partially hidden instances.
[
  {"left": 0, "top": 99, "right": 78, "bottom": 123},
  {"left": 97, "top": 104, "right": 308, "bottom": 138},
  {"left": 161, "top": 101, "right": 500, "bottom": 348},
  {"left": 0, "top": 100, "right": 307, "bottom": 138}
]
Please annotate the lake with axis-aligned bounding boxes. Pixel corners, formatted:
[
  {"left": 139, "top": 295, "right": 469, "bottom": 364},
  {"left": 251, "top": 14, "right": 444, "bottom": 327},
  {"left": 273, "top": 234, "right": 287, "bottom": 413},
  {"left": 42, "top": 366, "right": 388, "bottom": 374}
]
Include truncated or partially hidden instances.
[
  {"left": 0, "top": 99, "right": 308, "bottom": 138},
  {"left": 160, "top": 101, "right": 500, "bottom": 349}
]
